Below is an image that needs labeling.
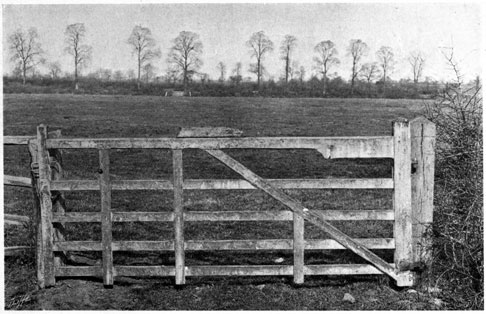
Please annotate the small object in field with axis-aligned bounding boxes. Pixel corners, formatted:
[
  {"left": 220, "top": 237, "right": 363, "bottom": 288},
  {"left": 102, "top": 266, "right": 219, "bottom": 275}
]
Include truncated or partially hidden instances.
[
  {"left": 342, "top": 293, "right": 356, "bottom": 303},
  {"left": 407, "top": 289, "right": 417, "bottom": 294},
  {"left": 255, "top": 284, "right": 265, "bottom": 290},
  {"left": 274, "top": 257, "right": 284, "bottom": 263},
  {"left": 302, "top": 208, "right": 309, "bottom": 212},
  {"left": 177, "top": 127, "right": 243, "bottom": 138}
]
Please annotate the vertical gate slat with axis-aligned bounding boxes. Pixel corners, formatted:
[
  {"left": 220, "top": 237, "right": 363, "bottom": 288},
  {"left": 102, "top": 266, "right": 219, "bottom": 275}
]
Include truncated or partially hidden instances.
[
  {"left": 293, "top": 213, "right": 305, "bottom": 284},
  {"left": 393, "top": 120, "right": 413, "bottom": 270},
  {"left": 100, "top": 149, "right": 113, "bottom": 287},
  {"left": 173, "top": 149, "right": 185, "bottom": 285}
]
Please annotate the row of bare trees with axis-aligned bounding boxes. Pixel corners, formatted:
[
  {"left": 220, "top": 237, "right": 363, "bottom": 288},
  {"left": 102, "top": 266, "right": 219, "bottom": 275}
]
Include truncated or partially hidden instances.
[{"left": 8, "top": 25, "right": 426, "bottom": 94}]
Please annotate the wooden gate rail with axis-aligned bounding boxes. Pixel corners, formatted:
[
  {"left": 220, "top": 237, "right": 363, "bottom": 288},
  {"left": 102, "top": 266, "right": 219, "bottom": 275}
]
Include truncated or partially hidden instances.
[{"left": 4, "top": 117, "right": 435, "bottom": 289}]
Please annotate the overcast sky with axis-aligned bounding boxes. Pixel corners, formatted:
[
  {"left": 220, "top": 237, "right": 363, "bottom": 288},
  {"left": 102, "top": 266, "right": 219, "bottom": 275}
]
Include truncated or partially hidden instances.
[{"left": 2, "top": 2, "right": 482, "bottom": 82}]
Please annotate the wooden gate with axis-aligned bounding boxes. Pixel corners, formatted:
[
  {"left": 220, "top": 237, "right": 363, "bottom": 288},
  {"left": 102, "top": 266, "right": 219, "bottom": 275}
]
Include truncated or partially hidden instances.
[{"left": 4, "top": 117, "right": 435, "bottom": 288}]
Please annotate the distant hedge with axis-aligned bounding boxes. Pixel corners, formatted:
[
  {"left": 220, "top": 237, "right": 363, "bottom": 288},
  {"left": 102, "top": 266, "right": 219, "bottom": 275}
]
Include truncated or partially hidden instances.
[{"left": 3, "top": 75, "right": 442, "bottom": 99}]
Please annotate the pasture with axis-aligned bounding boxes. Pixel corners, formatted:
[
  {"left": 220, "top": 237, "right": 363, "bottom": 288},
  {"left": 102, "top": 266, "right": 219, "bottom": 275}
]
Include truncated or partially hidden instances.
[{"left": 4, "top": 94, "right": 443, "bottom": 310}]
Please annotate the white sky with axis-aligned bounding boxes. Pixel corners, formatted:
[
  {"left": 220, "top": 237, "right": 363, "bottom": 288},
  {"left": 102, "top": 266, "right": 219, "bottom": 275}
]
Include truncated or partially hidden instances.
[{"left": 2, "top": 2, "right": 483, "bottom": 82}]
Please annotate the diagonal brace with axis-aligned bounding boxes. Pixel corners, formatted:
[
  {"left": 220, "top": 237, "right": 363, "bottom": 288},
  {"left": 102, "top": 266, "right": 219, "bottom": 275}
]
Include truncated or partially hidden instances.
[{"left": 205, "top": 149, "right": 407, "bottom": 283}]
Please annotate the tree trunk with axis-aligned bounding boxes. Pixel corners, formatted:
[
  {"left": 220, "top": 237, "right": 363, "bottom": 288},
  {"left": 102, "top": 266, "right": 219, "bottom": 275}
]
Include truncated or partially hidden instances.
[
  {"left": 22, "top": 64, "right": 26, "bottom": 85},
  {"left": 74, "top": 60, "right": 79, "bottom": 90},
  {"left": 285, "top": 55, "right": 289, "bottom": 84},
  {"left": 137, "top": 52, "right": 141, "bottom": 90},
  {"left": 257, "top": 58, "right": 261, "bottom": 89}
]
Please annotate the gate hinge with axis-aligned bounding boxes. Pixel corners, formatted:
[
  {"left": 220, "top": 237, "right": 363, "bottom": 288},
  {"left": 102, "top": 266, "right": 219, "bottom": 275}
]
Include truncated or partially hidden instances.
[{"left": 30, "top": 162, "right": 39, "bottom": 178}]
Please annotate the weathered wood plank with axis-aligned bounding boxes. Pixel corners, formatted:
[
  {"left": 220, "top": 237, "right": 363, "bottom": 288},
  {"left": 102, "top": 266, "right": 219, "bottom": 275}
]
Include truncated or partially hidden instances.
[
  {"left": 52, "top": 238, "right": 394, "bottom": 252},
  {"left": 185, "top": 265, "right": 293, "bottom": 277},
  {"left": 410, "top": 117, "right": 436, "bottom": 267},
  {"left": 177, "top": 127, "right": 243, "bottom": 138},
  {"left": 293, "top": 213, "right": 305, "bottom": 284},
  {"left": 115, "top": 266, "right": 175, "bottom": 277},
  {"left": 51, "top": 210, "right": 393, "bottom": 223},
  {"left": 112, "top": 241, "right": 174, "bottom": 251},
  {"left": 54, "top": 264, "right": 395, "bottom": 278},
  {"left": 393, "top": 120, "right": 413, "bottom": 272},
  {"left": 28, "top": 139, "right": 44, "bottom": 288},
  {"left": 37, "top": 125, "right": 55, "bottom": 288},
  {"left": 112, "top": 212, "right": 174, "bottom": 222},
  {"left": 184, "top": 178, "right": 394, "bottom": 190},
  {"left": 99, "top": 149, "right": 113, "bottom": 286},
  {"left": 55, "top": 266, "right": 103, "bottom": 277},
  {"left": 46, "top": 136, "right": 394, "bottom": 158},
  {"left": 304, "top": 263, "right": 396, "bottom": 275},
  {"left": 5, "top": 246, "right": 32, "bottom": 256},
  {"left": 4, "top": 175, "right": 32, "bottom": 187},
  {"left": 185, "top": 210, "right": 394, "bottom": 221},
  {"left": 50, "top": 178, "right": 393, "bottom": 191},
  {"left": 204, "top": 149, "right": 399, "bottom": 281},
  {"left": 173, "top": 149, "right": 185, "bottom": 285},
  {"left": 4, "top": 214, "right": 30, "bottom": 223},
  {"left": 53, "top": 241, "right": 102, "bottom": 251},
  {"left": 3, "top": 135, "right": 34, "bottom": 145}
]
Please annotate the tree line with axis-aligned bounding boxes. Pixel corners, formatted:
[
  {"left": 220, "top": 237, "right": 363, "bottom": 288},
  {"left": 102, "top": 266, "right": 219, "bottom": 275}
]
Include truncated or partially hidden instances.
[{"left": 7, "top": 23, "right": 442, "bottom": 97}]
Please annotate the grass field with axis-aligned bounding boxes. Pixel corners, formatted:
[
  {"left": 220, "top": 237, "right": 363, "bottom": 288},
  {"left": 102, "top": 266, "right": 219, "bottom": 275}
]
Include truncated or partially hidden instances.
[{"left": 4, "top": 94, "right": 445, "bottom": 310}]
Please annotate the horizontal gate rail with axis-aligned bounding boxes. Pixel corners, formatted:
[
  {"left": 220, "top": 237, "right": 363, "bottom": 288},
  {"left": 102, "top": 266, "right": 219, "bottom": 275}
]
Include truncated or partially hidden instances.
[
  {"left": 45, "top": 136, "right": 393, "bottom": 158},
  {"left": 55, "top": 264, "right": 395, "bottom": 277},
  {"left": 50, "top": 178, "right": 393, "bottom": 191},
  {"left": 4, "top": 175, "right": 32, "bottom": 188},
  {"left": 52, "top": 210, "right": 394, "bottom": 223},
  {"left": 53, "top": 238, "right": 395, "bottom": 251}
]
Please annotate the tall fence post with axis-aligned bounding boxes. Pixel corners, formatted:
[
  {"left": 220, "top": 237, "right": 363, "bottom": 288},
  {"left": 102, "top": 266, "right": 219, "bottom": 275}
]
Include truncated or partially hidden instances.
[
  {"left": 36, "top": 125, "right": 56, "bottom": 287},
  {"left": 173, "top": 149, "right": 185, "bottom": 285},
  {"left": 410, "top": 117, "right": 436, "bottom": 270},
  {"left": 393, "top": 119, "right": 413, "bottom": 271},
  {"left": 28, "top": 139, "right": 43, "bottom": 287}
]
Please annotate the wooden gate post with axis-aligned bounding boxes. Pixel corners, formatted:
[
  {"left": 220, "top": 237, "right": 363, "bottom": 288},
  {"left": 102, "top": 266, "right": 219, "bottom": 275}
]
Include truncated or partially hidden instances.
[
  {"left": 36, "top": 125, "right": 56, "bottom": 287},
  {"left": 410, "top": 117, "right": 436, "bottom": 269},
  {"left": 393, "top": 119, "right": 413, "bottom": 271}
]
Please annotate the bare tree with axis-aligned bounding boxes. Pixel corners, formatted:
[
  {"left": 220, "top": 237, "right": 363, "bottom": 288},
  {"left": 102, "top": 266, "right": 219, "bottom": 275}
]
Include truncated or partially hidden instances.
[
  {"left": 247, "top": 31, "right": 274, "bottom": 88},
  {"left": 348, "top": 39, "right": 369, "bottom": 94},
  {"left": 230, "top": 62, "right": 243, "bottom": 85},
  {"left": 8, "top": 28, "right": 44, "bottom": 85},
  {"left": 168, "top": 31, "right": 203, "bottom": 92},
  {"left": 313, "top": 40, "right": 340, "bottom": 95},
  {"left": 280, "top": 35, "right": 297, "bottom": 84},
  {"left": 359, "top": 62, "right": 380, "bottom": 96},
  {"left": 64, "top": 23, "right": 92, "bottom": 89},
  {"left": 408, "top": 50, "right": 426, "bottom": 84},
  {"left": 376, "top": 46, "right": 395, "bottom": 92},
  {"left": 48, "top": 62, "right": 62, "bottom": 79},
  {"left": 217, "top": 61, "right": 226, "bottom": 82},
  {"left": 127, "top": 25, "right": 161, "bottom": 90}
]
